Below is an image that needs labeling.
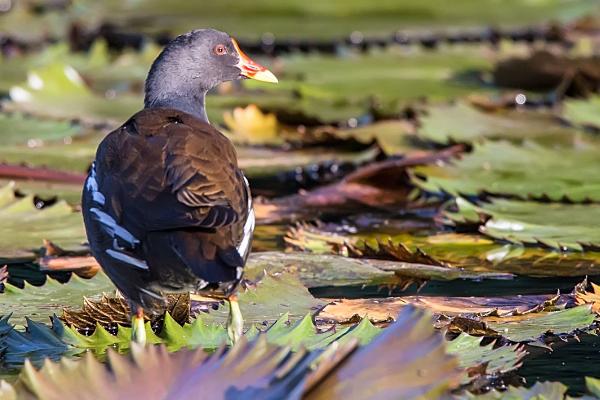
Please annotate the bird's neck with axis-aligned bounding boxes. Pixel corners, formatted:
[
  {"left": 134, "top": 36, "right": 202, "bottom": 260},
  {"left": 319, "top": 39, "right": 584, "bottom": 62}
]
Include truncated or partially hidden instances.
[{"left": 144, "top": 90, "right": 209, "bottom": 123}]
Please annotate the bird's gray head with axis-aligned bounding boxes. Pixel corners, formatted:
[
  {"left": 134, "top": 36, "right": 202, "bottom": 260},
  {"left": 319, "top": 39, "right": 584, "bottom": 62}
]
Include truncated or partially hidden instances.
[{"left": 144, "top": 29, "right": 277, "bottom": 121}]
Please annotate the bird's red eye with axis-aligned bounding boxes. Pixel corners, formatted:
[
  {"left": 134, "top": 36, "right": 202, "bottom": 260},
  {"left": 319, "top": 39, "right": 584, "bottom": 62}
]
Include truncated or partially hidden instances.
[{"left": 214, "top": 44, "right": 227, "bottom": 56}]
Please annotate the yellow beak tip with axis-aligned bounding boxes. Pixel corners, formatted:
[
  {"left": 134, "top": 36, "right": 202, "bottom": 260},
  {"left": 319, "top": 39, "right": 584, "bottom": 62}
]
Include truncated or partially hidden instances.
[{"left": 251, "top": 69, "right": 278, "bottom": 84}]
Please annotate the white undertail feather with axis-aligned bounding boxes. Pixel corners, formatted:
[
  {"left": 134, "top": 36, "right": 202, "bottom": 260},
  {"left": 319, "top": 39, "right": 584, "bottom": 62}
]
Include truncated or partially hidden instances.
[
  {"left": 89, "top": 208, "right": 139, "bottom": 247},
  {"left": 236, "top": 176, "right": 254, "bottom": 259},
  {"left": 106, "top": 249, "right": 149, "bottom": 270}
]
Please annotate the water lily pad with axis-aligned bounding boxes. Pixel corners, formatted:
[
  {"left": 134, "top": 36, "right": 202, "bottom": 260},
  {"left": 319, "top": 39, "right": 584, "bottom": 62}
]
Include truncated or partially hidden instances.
[
  {"left": 0, "top": 273, "right": 115, "bottom": 326},
  {"left": 6, "top": 63, "right": 140, "bottom": 126},
  {"left": 246, "top": 251, "right": 512, "bottom": 289},
  {"left": 0, "top": 305, "right": 461, "bottom": 399},
  {"left": 0, "top": 184, "right": 86, "bottom": 261},
  {"left": 73, "top": 0, "right": 597, "bottom": 40},
  {"left": 238, "top": 145, "right": 378, "bottom": 181},
  {"left": 282, "top": 219, "right": 600, "bottom": 277},
  {"left": 419, "top": 102, "right": 581, "bottom": 145},
  {"left": 329, "top": 120, "right": 417, "bottom": 155},
  {"left": 0, "top": 113, "right": 82, "bottom": 146},
  {"left": 412, "top": 140, "right": 600, "bottom": 202},
  {"left": 447, "top": 197, "right": 600, "bottom": 251},
  {"left": 200, "top": 272, "right": 328, "bottom": 327},
  {"left": 248, "top": 47, "right": 492, "bottom": 120},
  {"left": 319, "top": 293, "right": 564, "bottom": 323},
  {"left": 447, "top": 334, "right": 526, "bottom": 381},
  {"left": 458, "top": 381, "right": 568, "bottom": 399},
  {"left": 563, "top": 96, "right": 600, "bottom": 129},
  {"left": 484, "top": 305, "right": 595, "bottom": 343},
  {"left": 0, "top": 113, "right": 103, "bottom": 174}
]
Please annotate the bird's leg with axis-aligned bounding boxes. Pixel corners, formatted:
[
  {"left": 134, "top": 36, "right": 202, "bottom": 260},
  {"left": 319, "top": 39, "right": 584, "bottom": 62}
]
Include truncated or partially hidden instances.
[
  {"left": 226, "top": 294, "right": 243, "bottom": 344},
  {"left": 131, "top": 306, "right": 147, "bottom": 345}
]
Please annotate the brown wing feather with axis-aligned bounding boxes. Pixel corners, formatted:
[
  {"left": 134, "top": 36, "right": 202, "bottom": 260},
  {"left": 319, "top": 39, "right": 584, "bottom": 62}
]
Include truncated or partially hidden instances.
[{"left": 96, "top": 108, "right": 246, "bottom": 234}]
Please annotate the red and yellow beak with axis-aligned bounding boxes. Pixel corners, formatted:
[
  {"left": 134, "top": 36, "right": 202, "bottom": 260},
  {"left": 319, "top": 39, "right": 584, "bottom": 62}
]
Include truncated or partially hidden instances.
[{"left": 232, "top": 38, "right": 278, "bottom": 83}]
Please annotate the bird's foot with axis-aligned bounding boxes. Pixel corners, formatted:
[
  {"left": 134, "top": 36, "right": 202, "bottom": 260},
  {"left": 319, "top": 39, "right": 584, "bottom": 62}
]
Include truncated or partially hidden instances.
[
  {"left": 131, "top": 307, "right": 147, "bottom": 345},
  {"left": 226, "top": 295, "right": 243, "bottom": 345}
]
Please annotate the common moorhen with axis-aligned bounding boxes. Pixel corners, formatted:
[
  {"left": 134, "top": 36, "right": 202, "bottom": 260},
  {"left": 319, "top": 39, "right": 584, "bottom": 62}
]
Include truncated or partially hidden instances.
[{"left": 82, "top": 29, "right": 277, "bottom": 343}]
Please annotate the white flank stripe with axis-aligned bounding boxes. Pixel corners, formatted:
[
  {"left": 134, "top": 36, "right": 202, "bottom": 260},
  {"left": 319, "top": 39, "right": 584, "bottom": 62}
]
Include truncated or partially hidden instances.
[
  {"left": 86, "top": 175, "right": 98, "bottom": 192},
  {"left": 86, "top": 163, "right": 98, "bottom": 191},
  {"left": 89, "top": 207, "right": 139, "bottom": 246},
  {"left": 92, "top": 190, "right": 105, "bottom": 205},
  {"left": 237, "top": 207, "right": 254, "bottom": 258},
  {"left": 237, "top": 175, "right": 255, "bottom": 258},
  {"left": 86, "top": 163, "right": 107, "bottom": 206},
  {"left": 140, "top": 288, "right": 163, "bottom": 299},
  {"left": 106, "top": 249, "right": 149, "bottom": 270}
]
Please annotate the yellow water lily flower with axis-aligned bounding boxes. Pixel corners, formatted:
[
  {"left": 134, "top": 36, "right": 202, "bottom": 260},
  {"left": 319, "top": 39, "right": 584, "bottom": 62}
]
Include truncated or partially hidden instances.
[{"left": 223, "top": 104, "right": 279, "bottom": 144}]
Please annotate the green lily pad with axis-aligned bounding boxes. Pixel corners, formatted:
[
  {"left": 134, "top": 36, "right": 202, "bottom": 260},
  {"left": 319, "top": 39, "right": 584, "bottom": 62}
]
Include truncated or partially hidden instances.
[
  {"left": 563, "top": 96, "right": 600, "bottom": 129},
  {"left": 238, "top": 146, "right": 379, "bottom": 180},
  {"left": 246, "top": 251, "right": 512, "bottom": 288},
  {"left": 0, "top": 113, "right": 82, "bottom": 146},
  {"left": 328, "top": 120, "right": 417, "bottom": 155},
  {"left": 200, "top": 272, "right": 328, "bottom": 328},
  {"left": 458, "top": 381, "right": 568, "bottom": 399},
  {"left": 19, "top": 0, "right": 592, "bottom": 44},
  {"left": 586, "top": 377, "right": 600, "bottom": 398},
  {"left": 68, "top": 0, "right": 597, "bottom": 40},
  {"left": 0, "top": 273, "right": 115, "bottom": 327},
  {"left": 447, "top": 197, "right": 600, "bottom": 251},
  {"left": 0, "top": 179, "right": 86, "bottom": 206},
  {"left": 0, "top": 112, "right": 102, "bottom": 175},
  {"left": 6, "top": 63, "right": 141, "bottom": 126},
  {"left": 411, "top": 140, "right": 600, "bottom": 202},
  {"left": 248, "top": 47, "right": 492, "bottom": 120},
  {"left": 485, "top": 305, "right": 595, "bottom": 343},
  {"left": 0, "top": 184, "right": 86, "bottom": 261},
  {"left": 418, "top": 102, "right": 581, "bottom": 145},
  {"left": 283, "top": 220, "right": 600, "bottom": 277},
  {"left": 447, "top": 334, "right": 526, "bottom": 383},
  {"left": 0, "top": 305, "right": 461, "bottom": 399}
]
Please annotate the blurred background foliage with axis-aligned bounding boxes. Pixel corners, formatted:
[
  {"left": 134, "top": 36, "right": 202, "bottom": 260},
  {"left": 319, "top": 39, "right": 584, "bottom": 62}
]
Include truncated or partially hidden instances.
[{"left": 2, "top": 0, "right": 600, "bottom": 398}]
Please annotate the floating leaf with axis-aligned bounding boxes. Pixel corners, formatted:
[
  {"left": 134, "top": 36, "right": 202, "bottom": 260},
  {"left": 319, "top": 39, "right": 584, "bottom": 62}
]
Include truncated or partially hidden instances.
[
  {"left": 286, "top": 222, "right": 448, "bottom": 267},
  {"left": 247, "top": 251, "right": 403, "bottom": 288},
  {"left": 484, "top": 305, "right": 595, "bottom": 343},
  {"left": 246, "top": 251, "right": 512, "bottom": 290},
  {"left": 447, "top": 197, "right": 600, "bottom": 251},
  {"left": 327, "top": 120, "right": 416, "bottom": 156},
  {"left": 446, "top": 334, "right": 526, "bottom": 383},
  {"left": 61, "top": 293, "right": 191, "bottom": 332},
  {"left": 586, "top": 377, "right": 600, "bottom": 398},
  {"left": 283, "top": 217, "right": 600, "bottom": 277},
  {"left": 1, "top": 306, "right": 462, "bottom": 399},
  {"left": 0, "top": 122, "right": 103, "bottom": 174},
  {"left": 7, "top": 63, "right": 140, "bottom": 126},
  {"left": 411, "top": 140, "right": 600, "bottom": 202},
  {"left": 305, "top": 305, "right": 461, "bottom": 399},
  {"left": 563, "top": 96, "right": 600, "bottom": 129},
  {"left": 0, "top": 273, "right": 114, "bottom": 326},
  {"left": 0, "top": 113, "right": 82, "bottom": 146},
  {"left": 319, "top": 293, "right": 564, "bottom": 324},
  {"left": 572, "top": 279, "right": 600, "bottom": 315},
  {"left": 418, "top": 102, "right": 580, "bottom": 145},
  {"left": 68, "top": 0, "right": 596, "bottom": 41},
  {"left": 2, "top": 312, "right": 372, "bottom": 367},
  {"left": 458, "top": 381, "right": 568, "bottom": 399},
  {"left": 200, "top": 273, "right": 328, "bottom": 328},
  {"left": 238, "top": 145, "right": 377, "bottom": 182},
  {"left": 0, "top": 184, "right": 86, "bottom": 262}
]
